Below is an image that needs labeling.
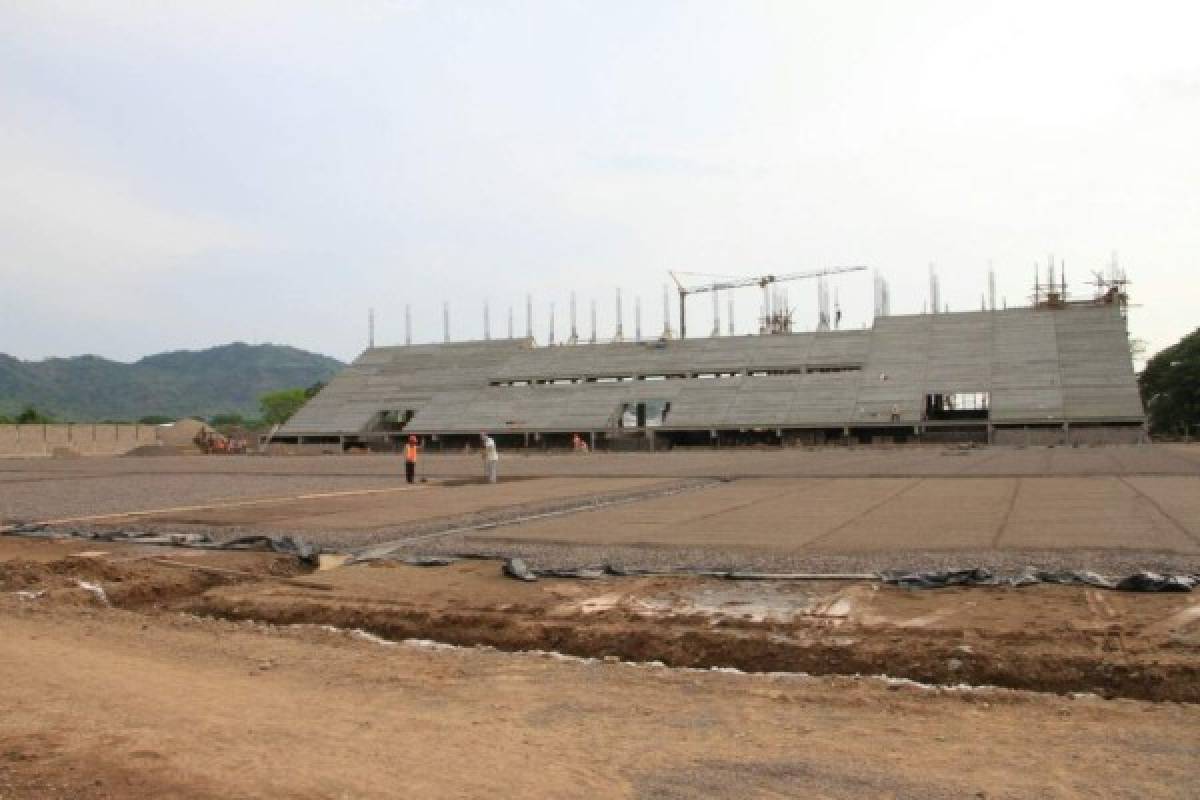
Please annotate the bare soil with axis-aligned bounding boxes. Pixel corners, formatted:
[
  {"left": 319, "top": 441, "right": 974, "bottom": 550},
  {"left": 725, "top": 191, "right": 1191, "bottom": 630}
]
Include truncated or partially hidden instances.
[
  {"left": 4, "top": 447, "right": 1200, "bottom": 797},
  {"left": 4, "top": 541, "right": 1199, "bottom": 703},
  {"left": 3, "top": 540, "right": 1200, "bottom": 798}
]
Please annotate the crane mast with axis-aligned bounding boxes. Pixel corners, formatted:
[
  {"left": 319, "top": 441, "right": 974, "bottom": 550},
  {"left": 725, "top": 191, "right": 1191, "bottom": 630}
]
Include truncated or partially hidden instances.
[{"left": 668, "top": 265, "right": 867, "bottom": 338}]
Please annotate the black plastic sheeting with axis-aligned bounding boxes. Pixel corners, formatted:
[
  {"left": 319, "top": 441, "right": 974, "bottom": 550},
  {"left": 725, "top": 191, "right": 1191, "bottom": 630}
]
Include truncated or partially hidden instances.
[
  {"left": 1, "top": 524, "right": 319, "bottom": 565},
  {"left": 5, "top": 522, "right": 1194, "bottom": 592},
  {"left": 879, "top": 567, "right": 1199, "bottom": 592},
  {"left": 402, "top": 555, "right": 462, "bottom": 567},
  {"left": 494, "top": 558, "right": 1197, "bottom": 593}
]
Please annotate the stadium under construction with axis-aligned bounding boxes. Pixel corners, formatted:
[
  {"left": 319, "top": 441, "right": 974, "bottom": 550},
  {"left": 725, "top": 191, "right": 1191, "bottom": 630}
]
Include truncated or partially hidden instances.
[{"left": 274, "top": 267, "right": 1145, "bottom": 451}]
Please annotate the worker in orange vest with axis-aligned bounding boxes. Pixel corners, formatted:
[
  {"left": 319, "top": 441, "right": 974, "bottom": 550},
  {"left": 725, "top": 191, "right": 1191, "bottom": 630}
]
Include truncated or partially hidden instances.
[{"left": 404, "top": 435, "right": 419, "bottom": 484}]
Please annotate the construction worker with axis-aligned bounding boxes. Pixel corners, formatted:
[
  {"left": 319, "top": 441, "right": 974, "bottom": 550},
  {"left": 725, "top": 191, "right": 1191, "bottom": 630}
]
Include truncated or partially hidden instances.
[
  {"left": 480, "top": 432, "right": 498, "bottom": 484},
  {"left": 404, "top": 435, "right": 419, "bottom": 484}
]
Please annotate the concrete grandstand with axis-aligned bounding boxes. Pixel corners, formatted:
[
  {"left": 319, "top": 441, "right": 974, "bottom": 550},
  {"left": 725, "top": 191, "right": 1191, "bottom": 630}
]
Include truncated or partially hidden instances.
[{"left": 274, "top": 303, "right": 1145, "bottom": 450}]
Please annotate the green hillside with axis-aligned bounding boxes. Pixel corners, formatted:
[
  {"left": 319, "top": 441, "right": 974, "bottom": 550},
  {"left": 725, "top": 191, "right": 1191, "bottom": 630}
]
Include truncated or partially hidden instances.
[{"left": 0, "top": 343, "right": 344, "bottom": 422}]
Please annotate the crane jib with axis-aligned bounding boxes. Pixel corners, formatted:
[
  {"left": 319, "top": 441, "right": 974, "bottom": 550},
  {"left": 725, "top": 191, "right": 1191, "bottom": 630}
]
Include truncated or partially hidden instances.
[{"left": 669, "top": 266, "right": 868, "bottom": 338}]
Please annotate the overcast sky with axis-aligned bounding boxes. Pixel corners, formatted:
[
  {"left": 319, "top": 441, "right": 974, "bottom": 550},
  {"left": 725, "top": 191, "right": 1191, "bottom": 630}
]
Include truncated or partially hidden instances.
[{"left": 2, "top": 0, "right": 1197, "bottom": 365}]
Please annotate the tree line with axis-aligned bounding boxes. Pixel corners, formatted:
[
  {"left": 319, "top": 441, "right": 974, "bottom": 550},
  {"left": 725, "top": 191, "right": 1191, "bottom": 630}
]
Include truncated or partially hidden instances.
[
  {"left": 0, "top": 382, "right": 326, "bottom": 431},
  {"left": 1138, "top": 327, "right": 1200, "bottom": 438}
]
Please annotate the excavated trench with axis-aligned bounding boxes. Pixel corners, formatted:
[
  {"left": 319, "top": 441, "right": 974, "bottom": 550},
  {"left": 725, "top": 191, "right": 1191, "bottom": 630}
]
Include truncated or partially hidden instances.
[
  {"left": 4, "top": 553, "right": 1198, "bottom": 704},
  {"left": 181, "top": 589, "right": 1200, "bottom": 703}
]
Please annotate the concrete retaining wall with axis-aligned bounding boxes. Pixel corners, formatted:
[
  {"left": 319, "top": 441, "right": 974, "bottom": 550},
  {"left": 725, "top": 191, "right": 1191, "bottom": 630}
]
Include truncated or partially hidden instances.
[
  {"left": 1068, "top": 425, "right": 1144, "bottom": 445},
  {"left": 992, "top": 425, "right": 1143, "bottom": 446},
  {"left": 0, "top": 424, "right": 158, "bottom": 457},
  {"left": 994, "top": 427, "right": 1066, "bottom": 446}
]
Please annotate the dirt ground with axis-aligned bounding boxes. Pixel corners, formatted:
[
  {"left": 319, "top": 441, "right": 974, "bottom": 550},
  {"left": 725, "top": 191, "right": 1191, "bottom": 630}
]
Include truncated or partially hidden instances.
[
  {"left": 2, "top": 539, "right": 1199, "bottom": 798},
  {"left": 4, "top": 446, "right": 1200, "bottom": 797}
]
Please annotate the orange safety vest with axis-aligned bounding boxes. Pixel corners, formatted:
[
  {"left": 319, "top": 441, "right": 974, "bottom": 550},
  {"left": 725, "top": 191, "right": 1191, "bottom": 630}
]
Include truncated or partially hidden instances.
[{"left": 405, "top": 444, "right": 418, "bottom": 463}]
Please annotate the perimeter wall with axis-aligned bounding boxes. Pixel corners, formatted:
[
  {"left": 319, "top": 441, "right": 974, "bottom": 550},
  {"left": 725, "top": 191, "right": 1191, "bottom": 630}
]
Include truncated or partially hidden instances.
[{"left": 0, "top": 424, "right": 158, "bottom": 457}]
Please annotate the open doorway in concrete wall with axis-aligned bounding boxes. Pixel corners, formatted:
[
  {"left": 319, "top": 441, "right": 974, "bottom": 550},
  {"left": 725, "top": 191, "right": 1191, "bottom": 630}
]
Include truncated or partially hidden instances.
[
  {"left": 371, "top": 409, "right": 416, "bottom": 432},
  {"left": 925, "top": 391, "right": 990, "bottom": 421},
  {"left": 618, "top": 400, "right": 672, "bottom": 429}
]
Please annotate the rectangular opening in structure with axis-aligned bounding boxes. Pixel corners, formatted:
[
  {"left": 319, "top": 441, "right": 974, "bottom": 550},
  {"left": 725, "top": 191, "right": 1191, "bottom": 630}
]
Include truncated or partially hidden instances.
[
  {"left": 925, "top": 392, "right": 990, "bottom": 421},
  {"left": 619, "top": 400, "right": 672, "bottom": 428},
  {"left": 376, "top": 409, "right": 416, "bottom": 431}
]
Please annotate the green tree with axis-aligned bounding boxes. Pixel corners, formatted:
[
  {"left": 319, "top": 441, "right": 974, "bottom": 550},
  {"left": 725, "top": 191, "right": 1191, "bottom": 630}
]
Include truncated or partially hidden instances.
[
  {"left": 304, "top": 381, "right": 326, "bottom": 399},
  {"left": 209, "top": 412, "right": 246, "bottom": 428},
  {"left": 138, "top": 415, "right": 175, "bottom": 425},
  {"left": 15, "top": 406, "right": 53, "bottom": 424},
  {"left": 1139, "top": 328, "right": 1200, "bottom": 437},
  {"left": 259, "top": 388, "right": 308, "bottom": 426},
  {"left": 0, "top": 414, "right": 12, "bottom": 424}
]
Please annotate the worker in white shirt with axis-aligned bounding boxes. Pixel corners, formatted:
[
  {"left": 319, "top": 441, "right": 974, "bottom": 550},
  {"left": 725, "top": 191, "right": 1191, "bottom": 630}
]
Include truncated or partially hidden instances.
[{"left": 480, "top": 432, "right": 499, "bottom": 484}]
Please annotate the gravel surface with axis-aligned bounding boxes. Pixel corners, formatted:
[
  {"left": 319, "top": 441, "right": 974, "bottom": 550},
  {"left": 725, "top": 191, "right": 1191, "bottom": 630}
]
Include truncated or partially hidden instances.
[
  {"left": 394, "top": 538, "right": 1200, "bottom": 578},
  {"left": 3, "top": 443, "right": 1200, "bottom": 479},
  {"left": 44, "top": 478, "right": 716, "bottom": 549},
  {"left": 0, "top": 473, "right": 405, "bottom": 522},
  {"left": 6, "top": 445, "right": 1200, "bottom": 576}
]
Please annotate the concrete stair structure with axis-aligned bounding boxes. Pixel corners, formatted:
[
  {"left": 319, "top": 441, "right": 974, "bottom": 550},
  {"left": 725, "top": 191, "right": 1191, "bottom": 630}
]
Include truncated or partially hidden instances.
[{"left": 277, "top": 304, "right": 1145, "bottom": 445}]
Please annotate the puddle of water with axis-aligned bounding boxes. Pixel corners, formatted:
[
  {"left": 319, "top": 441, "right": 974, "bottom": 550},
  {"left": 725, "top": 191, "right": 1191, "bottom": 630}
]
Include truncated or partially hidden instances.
[
  {"left": 576, "top": 583, "right": 823, "bottom": 623},
  {"left": 818, "top": 597, "right": 854, "bottom": 618}
]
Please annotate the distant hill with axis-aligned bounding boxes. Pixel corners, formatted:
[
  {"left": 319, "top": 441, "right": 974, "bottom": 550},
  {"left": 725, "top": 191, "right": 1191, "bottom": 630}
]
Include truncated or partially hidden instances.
[{"left": 0, "top": 343, "right": 344, "bottom": 422}]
